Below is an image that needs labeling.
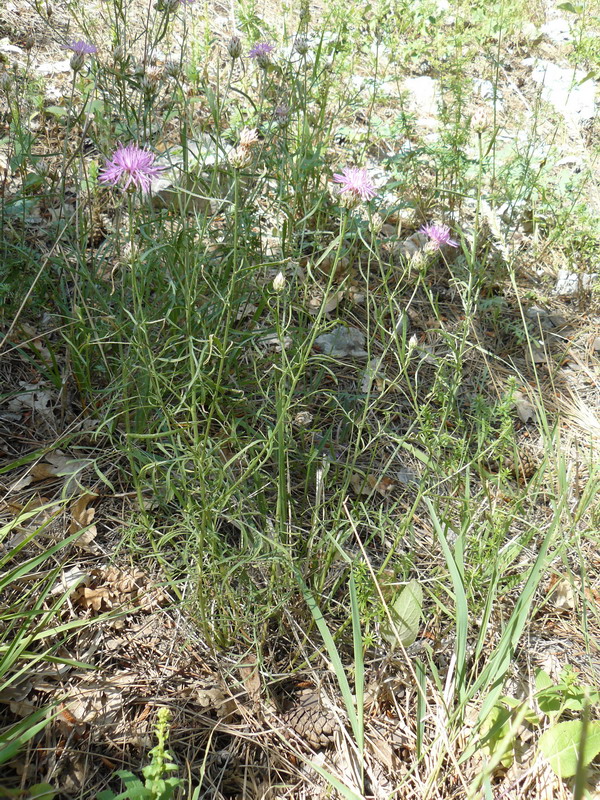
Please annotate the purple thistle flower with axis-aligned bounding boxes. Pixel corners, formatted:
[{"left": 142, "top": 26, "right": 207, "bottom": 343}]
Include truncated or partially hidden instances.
[
  {"left": 420, "top": 223, "right": 459, "bottom": 249},
  {"left": 332, "top": 166, "right": 377, "bottom": 202},
  {"left": 63, "top": 40, "right": 98, "bottom": 55},
  {"left": 248, "top": 42, "right": 275, "bottom": 59},
  {"left": 98, "top": 144, "right": 167, "bottom": 193}
]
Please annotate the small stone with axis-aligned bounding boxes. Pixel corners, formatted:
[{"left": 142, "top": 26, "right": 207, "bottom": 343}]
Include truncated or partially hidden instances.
[
  {"left": 554, "top": 269, "right": 598, "bottom": 296},
  {"left": 592, "top": 336, "right": 600, "bottom": 352},
  {"left": 541, "top": 18, "right": 572, "bottom": 45},
  {"left": 529, "top": 59, "right": 596, "bottom": 122}
]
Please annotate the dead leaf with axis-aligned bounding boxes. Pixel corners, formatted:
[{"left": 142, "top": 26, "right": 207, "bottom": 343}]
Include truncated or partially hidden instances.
[
  {"left": 45, "top": 452, "right": 94, "bottom": 494},
  {"left": 239, "top": 654, "right": 262, "bottom": 703},
  {"left": 314, "top": 325, "right": 368, "bottom": 358},
  {"left": 547, "top": 575, "right": 576, "bottom": 611},
  {"left": 514, "top": 392, "right": 537, "bottom": 423},
  {"left": 308, "top": 290, "right": 344, "bottom": 315},
  {"left": 350, "top": 474, "right": 397, "bottom": 497},
  {"left": 367, "top": 475, "right": 397, "bottom": 497},
  {"left": 8, "top": 383, "right": 54, "bottom": 417}
]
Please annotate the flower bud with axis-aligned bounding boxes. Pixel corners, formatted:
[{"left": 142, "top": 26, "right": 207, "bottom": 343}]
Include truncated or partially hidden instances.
[
  {"left": 227, "top": 35, "right": 242, "bottom": 59},
  {"left": 274, "top": 103, "right": 290, "bottom": 122},
  {"left": 0, "top": 71, "right": 12, "bottom": 92},
  {"left": 369, "top": 212, "right": 383, "bottom": 235},
  {"left": 272, "top": 271, "right": 286, "bottom": 292}
]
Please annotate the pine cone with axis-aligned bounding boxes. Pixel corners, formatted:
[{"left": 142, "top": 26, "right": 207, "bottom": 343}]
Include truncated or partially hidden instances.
[{"left": 281, "top": 691, "right": 336, "bottom": 748}]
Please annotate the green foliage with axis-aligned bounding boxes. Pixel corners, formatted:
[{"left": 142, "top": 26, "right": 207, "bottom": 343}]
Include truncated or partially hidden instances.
[
  {"left": 98, "top": 709, "right": 182, "bottom": 800},
  {"left": 539, "top": 720, "right": 600, "bottom": 779}
]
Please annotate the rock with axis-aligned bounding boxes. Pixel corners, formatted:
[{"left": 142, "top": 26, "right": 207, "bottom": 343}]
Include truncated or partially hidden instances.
[
  {"left": 0, "top": 37, "right": 24, "bottom": 55},
  {"left": 592, "top": 336, "right": 600, "bottom": 352},
  {"left": 36, "top": 59, "right": 71, "bottom": 75},
  {"left": 473, "top": 78, "right": 503, "bottom": 107},
  {"left": 528, "top": 59, "right": 596, "bottom": 122},
  {"left": 541, "top": 18, "right": 573, "bottom": 45},
  {"left": 403, "top": 76, "right": 440, "bottom": 125},
  {"left": 554, "top": 269, "right": 598, "bottom": 296}
]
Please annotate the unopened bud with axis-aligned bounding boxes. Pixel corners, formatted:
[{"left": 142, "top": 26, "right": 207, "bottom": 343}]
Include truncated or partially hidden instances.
[
  {"left": 272, "top": 271, "right": 286, "bottom": 292},
  {"left": 112, "top": 45, "right": 126, "bottom": 62},
  {"left": 227, "top": 35, "right": 242, "bottom": 59},
  {"left": 164, "top": 60, "right": 180, "bottom": 78}
]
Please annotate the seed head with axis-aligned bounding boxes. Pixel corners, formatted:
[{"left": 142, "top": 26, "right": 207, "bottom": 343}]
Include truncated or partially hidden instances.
[
  {"left": 228, "top": 145, "right": 253, "bottom": 169},
  {"left": 295, "top": 36, "right": 309, "bottom": 55}
]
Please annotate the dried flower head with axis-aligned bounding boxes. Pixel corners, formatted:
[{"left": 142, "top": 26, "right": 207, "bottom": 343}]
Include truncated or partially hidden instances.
[
  {"left": 141, "top": 66, "right": 162, "bottom": 92},
  {"left": 471, "top": 108, "right": 489, "bottom": 134},
  {"left": 332, "top": 166, "right": 377, "bottom": 208},
  {"left": 274, "top": 103, "right": 290, "bottom": 122},
  {"left": 228, "top": 145, "right": 253, "bottom": 169},
  {"left": 227, "top": 36, "right": 243, "bottom": 59},
  {"left": 248, "top": 41, "right": 274, "bottom": 68},
  {"left": 420, "top": 223, "right": 458, "bottom": 250},
  {"left": 239, "top": 127, "right": 259, "bottom": 149},
  {"left": 295, "top": 36, "right": 309, "bottom": 55},
  {"left": 99, "top": 144, "right": 167, "bottom": 193}
]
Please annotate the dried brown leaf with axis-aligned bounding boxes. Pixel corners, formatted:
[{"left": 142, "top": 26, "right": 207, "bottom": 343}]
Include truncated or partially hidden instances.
[{"left": 239, "top": 654, "right": 262, "bottom": 703}]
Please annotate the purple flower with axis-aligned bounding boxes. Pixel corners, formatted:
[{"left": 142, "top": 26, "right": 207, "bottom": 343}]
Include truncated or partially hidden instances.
[
  {"left": 332, "top": 166, "right": 377, "bottom": 203},
  {"left": 98, "top": 144, "right": 167, "bottom": 193},
  {"left": 420, "top": 223, "right": 459, "bottom": 249},
  {"left": 248, "top": 42, "right": 275, "bottom": 60},
  {"left": 63, "top": 40, "right": 98, "bottom": 55}
]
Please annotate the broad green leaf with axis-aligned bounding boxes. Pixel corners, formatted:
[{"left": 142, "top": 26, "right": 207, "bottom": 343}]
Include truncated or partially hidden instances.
[
  {"left": 381, "top": 579, "right": 423, "bottom": 649},
  {"left": 556, "top": 1, "right": 582, "bottom": 12},
  {"left": 534, "top": 669, "right": 553, "bottom": 692},
  {"left": 539, "top": 720, "right": 600, "bottom": 778}
]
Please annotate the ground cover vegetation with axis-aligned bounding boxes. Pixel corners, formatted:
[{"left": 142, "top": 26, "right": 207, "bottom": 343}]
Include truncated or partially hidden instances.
[{"left": 1, "top": 0, "right": 600, "bottom": 796}]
